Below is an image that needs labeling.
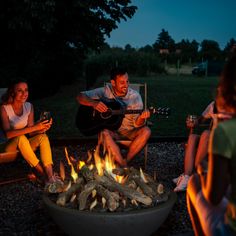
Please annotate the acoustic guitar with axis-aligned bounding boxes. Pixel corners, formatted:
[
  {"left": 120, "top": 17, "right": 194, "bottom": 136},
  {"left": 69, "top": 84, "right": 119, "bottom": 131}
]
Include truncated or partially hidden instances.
[{"left": 76, "top": 98, "right": 170, "bottom": 136}]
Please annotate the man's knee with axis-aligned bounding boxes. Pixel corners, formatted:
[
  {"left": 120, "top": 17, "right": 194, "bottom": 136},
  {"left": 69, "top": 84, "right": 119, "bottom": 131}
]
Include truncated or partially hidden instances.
[
  {"left": 139, "top": 126, "right": 151, "bottom": 139},
  {"left": 101, "top": 129, "right": 112, "bottom": 138}
]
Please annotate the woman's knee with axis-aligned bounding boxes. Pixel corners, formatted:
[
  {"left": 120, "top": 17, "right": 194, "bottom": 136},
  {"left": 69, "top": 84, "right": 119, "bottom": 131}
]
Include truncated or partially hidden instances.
[
  {"left": 187, "top": 174, "right": 201, "bottom": 201},
  {"left": 17, "top": 135, "right": 29, "bottom": 144},
  {"left": 200, "top": 130, "right": 210, "bottom": 141},
  {"left": 33, "top": 133, "right": 49, "bottom": 143},
  {"left": 188, "top": 134, "right": 200, "bottom": 143}
]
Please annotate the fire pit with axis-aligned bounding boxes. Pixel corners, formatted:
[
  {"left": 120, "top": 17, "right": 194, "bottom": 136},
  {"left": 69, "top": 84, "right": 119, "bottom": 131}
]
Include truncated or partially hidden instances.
[
  {"left": 42, "top": 142, "right": 177, "bottom": 236},
  {"left": 43, "top": 191, "right": 176, "bottom": 236}
]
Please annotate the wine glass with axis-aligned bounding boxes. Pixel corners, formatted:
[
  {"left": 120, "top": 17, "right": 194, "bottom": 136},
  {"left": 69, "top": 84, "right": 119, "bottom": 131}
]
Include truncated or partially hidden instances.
[
  {"left": 186, "top": 114, "right": 197, "bottom": 134},
  {"left": 40, "top": 111, "right": 51, "bottom": 122}
]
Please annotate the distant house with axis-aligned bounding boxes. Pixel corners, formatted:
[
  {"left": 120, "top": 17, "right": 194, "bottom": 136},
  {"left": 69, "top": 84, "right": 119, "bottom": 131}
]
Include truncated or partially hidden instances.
[
  {"left": 159, "top": 49, "right": 169, "bottom": 54},
  {"left": 175, "top": 49, "right": 181, "bottom": 54}
]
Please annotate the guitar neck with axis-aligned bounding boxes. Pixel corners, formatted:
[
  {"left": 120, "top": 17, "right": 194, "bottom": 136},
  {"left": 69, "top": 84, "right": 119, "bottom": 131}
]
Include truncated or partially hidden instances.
[
  {"left": 112, "top": 109, "right": 143, "bottom": 115},
  {"left": 111, "top": 107, "right": 170, "bottom": 116}
]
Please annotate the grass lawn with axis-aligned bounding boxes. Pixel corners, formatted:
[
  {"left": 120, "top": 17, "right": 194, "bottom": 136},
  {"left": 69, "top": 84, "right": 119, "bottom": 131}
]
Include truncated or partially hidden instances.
[{"left": 33, "top": 74, "right": 219, "bottom": 139}]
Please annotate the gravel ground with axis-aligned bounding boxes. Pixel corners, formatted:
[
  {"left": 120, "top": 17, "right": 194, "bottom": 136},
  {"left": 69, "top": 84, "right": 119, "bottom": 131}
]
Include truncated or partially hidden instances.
[{"left": 0, "top": 142, "right": 194, "bottom": 236}]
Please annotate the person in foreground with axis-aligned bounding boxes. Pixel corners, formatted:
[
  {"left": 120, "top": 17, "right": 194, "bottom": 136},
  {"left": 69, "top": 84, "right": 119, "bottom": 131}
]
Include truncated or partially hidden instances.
[
  {"left": 76, "top": 67, "right": 151, "bottom": 167},
  {"left": 187, "top": 55, "right": 236, "bottom": 236},
  {"left": 0, "top": 80, "right": 61, "bottom": 184}
]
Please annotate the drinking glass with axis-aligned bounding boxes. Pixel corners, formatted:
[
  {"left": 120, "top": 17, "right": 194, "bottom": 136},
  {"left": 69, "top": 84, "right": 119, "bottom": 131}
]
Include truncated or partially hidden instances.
[
  {"left": 186, "top": 114, "right": 197, "bottom": 134},
  {"left": 40, "top": 111, "right": 51, "bottom": 122}
]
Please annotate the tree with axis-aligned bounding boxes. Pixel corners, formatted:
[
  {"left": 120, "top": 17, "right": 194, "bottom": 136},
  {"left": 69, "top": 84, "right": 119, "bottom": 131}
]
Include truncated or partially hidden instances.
[
  {"left": 153, "top": 29, "right": 175, "bottom": 53},
  {"left": 0, "top": 0, "right": 137, "bottom": 97},
  {"left": 223, "top": 38, "right": 236, "bottom": 57},
  {"left": 138, "top": 45, "right": 153, "bottom": 53},
  {"left": 199, "top": 40, "right": 222, "bottom": 61},
  {"left": 124, "top": 44, "right": 136, "bottom": 53},
  {"left": 176, "top": 39, "right": 199, "bottom": 63}
]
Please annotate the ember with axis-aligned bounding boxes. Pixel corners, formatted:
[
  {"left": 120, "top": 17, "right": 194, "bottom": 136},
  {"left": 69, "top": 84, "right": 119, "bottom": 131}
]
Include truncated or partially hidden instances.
[{"left": 45, "top": 139, "right": 170, "bottom": 212}]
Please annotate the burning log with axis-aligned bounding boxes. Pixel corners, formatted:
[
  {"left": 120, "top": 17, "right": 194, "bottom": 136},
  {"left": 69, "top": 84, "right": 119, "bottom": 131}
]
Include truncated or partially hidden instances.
[
  {"left": 80, "top": 165, "right": 96, "bottom": 182},
  {"left": 56, "top": 177, "right": 84, "bottom": 206},
  {"left": 52, "top": 139, "right": 169, "bottom": 213},
  {"left": 77, "top": 166, "right": 120, "bottom": 211},
  {"left": 79, "top": 181, "right": 97, "bottom": 210},
  {"left": 127, "top": 167, "right": 155, "bottom": 198},
  {"left": 112, "top": 167, "right": 130, "bottom": 176},
  {"left": 95, "top": 174, "right": 152, "bottom": 206},
  {"left": 95, "top": 184, "right": 119, "bottom": 211}
]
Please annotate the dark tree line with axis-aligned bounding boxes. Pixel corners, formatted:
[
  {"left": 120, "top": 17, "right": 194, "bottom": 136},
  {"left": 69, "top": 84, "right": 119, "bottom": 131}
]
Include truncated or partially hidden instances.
[
  {"left": 84, "top": 29, "right": 236, "bottom": 87},
  {"left": 104, "top": 29, "right": 236, "bottom": 64},
  {"left": 1, "top": 1, "right": 235, "bottom": 96}
]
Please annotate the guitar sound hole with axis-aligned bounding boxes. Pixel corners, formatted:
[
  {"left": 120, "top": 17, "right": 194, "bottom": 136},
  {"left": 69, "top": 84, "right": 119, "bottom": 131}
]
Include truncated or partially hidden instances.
[{"left": 100, "top": 109, "right": 112, "bottom": 119}]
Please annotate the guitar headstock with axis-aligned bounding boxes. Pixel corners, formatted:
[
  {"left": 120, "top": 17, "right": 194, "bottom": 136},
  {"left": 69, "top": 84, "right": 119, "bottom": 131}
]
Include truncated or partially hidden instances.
[{"left": 149, "top": 107, "right": 171, "bottom": 117}]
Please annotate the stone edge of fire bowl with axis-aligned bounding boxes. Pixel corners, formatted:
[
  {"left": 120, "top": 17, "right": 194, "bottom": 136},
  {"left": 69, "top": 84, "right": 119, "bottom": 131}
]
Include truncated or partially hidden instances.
[{"left": 43, "top": 191, "right": 177, "bottom": 236}]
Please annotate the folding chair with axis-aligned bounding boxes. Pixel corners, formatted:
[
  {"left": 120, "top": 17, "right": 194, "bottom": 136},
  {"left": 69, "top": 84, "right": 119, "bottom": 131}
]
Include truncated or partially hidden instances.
[{"left": 104, "top": 82, "right": 149, "bottom": 169}]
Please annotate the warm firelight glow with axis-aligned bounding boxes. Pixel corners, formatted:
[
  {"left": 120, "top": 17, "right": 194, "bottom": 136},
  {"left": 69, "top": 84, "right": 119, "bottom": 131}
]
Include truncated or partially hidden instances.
[
  {"left": 94, "top": 142, "right": 125, "bottom": 184},
  {"left": 104, "top": 149, "right": 116, "bottom": 175},
  {"left": 88, "top": 164, "right": 94, "bottom": 170},
  {"left": 94, "top": 145, "right": 104, "bottom": 176},
  {"left": 64, "top": 147, "right": 78, "bottom": 183},
  {"left": 77, "top": 161, "right": 85, "bottom": 170}
]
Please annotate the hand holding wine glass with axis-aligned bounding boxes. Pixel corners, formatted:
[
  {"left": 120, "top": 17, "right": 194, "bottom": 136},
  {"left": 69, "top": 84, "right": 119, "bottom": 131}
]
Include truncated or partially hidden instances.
[
  {"left": 186, "top": 114, "right": 198, "bottom": 135},
  {"left": 39, "top": 111, "right": 52, "bottom": 133}
]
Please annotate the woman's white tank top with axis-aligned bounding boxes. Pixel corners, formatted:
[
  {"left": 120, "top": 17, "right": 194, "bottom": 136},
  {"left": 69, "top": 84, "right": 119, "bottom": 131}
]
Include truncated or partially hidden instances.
[{"left": 3, "top": 102, "right": 32, "bottom": 129}]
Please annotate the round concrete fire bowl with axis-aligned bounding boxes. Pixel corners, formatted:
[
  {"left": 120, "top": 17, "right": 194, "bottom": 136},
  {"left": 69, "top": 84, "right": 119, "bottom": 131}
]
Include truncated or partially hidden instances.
[{"left": 43, "top": 192, "right": 177, "bottom": 236}]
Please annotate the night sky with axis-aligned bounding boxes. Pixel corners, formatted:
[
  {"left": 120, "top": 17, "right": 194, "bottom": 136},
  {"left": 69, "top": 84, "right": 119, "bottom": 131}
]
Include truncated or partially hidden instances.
[{"left": 106, "top": 0, "right": 236, "bottom": 49}]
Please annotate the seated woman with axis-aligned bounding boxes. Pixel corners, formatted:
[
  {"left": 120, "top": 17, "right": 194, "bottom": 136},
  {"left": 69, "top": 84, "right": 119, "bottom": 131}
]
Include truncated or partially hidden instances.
[
  {"left": 186, "top": 55, "right": 236, "bottom": 236},
  {"left": 0, "top": 79, "right": 61, "bottom": 185},
  {"left": 173, "top": 101, "right": 216, "bottom": 192}
]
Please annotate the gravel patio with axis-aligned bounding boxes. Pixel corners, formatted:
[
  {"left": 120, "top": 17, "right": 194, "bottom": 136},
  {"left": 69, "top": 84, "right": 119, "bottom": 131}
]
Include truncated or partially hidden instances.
[{"left": 0, "top": 141, "right": 194, "bottom": 236}]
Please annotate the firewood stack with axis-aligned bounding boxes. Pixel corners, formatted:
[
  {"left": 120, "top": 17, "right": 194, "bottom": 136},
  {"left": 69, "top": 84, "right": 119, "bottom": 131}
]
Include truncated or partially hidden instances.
[{"left": 45, "top": 145, "right": 170, "bottom": 212}]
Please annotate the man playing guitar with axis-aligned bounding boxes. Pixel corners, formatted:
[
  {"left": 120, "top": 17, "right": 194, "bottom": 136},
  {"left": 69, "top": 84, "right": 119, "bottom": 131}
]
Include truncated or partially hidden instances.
[{"left": 76, "top": 67, "right": 151, "bottom": 167}]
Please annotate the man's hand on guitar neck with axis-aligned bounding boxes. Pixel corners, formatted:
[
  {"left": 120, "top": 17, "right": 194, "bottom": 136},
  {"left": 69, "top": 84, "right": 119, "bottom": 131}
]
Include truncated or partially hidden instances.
[{"left": 135, "top": 109, "right": 151, "bottom": 127}]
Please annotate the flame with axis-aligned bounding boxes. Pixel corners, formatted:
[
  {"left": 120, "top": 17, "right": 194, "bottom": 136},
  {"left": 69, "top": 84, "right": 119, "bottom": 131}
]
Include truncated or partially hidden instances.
[
  {"left": 104, "top": 149, "right": 116, "bottom": 176},
  {"left": 93, "top": 140, "right": 125, "bottom": 184},
  {"left": 87, "top": 150, "right": 93, "bottom": 163},
  {"left": 115, "top": 175, "right": 128, "bottom": 184},
  {"left": 59, "top": 161, "right": 65, "bottom": 181},
  {"left": 94, "top": 144, "right": 104, "bottom": 176},
  {"left": 64, "top": 147, "right": 78, "bottom": 183},
  {"left": 88, "top": 164, "right": 94, "bottom": 170},
  {"left": 63, "top": 135, "right": 127, "bottom": 185},
  {"left": 77, "top": 161, "right": 85, "bottom": 170}
]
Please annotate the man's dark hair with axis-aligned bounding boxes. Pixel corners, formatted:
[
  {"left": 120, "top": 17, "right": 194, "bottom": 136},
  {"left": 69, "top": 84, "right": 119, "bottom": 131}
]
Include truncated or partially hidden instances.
[{"left": 110, "top": 67, "right": 127, "bottom": 81}]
